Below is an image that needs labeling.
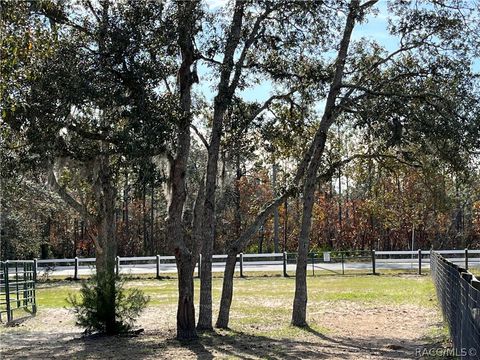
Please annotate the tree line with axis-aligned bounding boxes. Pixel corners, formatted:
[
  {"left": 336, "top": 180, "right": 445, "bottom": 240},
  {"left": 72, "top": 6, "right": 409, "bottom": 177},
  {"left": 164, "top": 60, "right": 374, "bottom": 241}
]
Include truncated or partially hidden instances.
[{"left": 1, "top": 0, "right": 479, "bottom": 340}]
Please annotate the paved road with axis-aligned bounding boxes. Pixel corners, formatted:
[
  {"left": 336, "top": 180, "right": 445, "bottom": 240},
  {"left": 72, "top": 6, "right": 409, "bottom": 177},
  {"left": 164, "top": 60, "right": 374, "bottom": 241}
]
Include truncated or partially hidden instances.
[{"left": 36, "top": 259, "right": 480, "bottom": 277}]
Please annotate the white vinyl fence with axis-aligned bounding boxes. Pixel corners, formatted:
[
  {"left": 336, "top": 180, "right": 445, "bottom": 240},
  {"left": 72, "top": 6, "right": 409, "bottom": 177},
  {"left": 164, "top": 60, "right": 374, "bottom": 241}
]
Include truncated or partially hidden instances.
[{"left": 27, "top": 249, "right": 480, "bottom": 279}]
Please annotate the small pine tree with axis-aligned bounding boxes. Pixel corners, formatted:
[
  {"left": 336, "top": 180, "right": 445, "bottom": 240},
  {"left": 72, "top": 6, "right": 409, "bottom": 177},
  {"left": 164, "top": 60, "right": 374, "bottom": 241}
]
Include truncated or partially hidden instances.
[{"left": 67, "top": 275, "right": 149, "bottom": 334}]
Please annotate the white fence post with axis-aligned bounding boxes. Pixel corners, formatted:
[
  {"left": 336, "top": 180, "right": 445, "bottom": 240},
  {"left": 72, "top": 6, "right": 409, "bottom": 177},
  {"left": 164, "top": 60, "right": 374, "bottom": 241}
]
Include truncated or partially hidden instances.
[
  {"left": 22, "top": 249, "right": 480, "bottom": 279},
  {"left": 116, "top": 256, "right": 120, "bottom": 276},
  {"left": 156, "top": 255, "right": 161, "bottom": 279}
]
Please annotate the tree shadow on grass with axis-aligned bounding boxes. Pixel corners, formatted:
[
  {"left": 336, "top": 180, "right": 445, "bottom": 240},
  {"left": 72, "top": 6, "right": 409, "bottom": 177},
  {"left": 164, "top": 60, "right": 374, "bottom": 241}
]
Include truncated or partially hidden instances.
[
  {"left": 202, "top": 327, "right": 424, "bottom": 359},
  {"left": 0, "top": 326, "right": 438, "bottom": 360}
]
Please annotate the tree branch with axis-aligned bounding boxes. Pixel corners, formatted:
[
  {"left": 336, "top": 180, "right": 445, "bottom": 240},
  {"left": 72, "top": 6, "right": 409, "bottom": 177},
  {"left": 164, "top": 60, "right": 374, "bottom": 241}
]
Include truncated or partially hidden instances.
[
  {"left": 47, "top": 166, "right": 90, "bottom": 219},
  {"left": 340, "top": 83, "right": 444, "bottom": 100},
  {"left": 227, "top": 151, "right": 420, "bottom": 254},
  {"left": 190, "top": 124, "right": 209, "bottom": 150}
]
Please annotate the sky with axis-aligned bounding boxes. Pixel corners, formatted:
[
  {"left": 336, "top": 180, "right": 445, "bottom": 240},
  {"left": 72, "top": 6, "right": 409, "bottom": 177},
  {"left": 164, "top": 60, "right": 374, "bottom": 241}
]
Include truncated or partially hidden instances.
[
  {"left": 197, "top": 0, "right": 479, "bottom": 105},
  {"left": 197, "top": 0, "right": 395, "bottom": 104}
]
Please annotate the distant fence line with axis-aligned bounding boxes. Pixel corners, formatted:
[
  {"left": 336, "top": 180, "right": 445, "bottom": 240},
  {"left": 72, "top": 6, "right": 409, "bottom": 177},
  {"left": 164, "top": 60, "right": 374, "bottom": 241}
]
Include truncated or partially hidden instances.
[
  {"left": 431, "top": 252, "right": 480, "bottom": 359},
  {"left": 13, "top": 249, "right": 480, "bottom": 280}
]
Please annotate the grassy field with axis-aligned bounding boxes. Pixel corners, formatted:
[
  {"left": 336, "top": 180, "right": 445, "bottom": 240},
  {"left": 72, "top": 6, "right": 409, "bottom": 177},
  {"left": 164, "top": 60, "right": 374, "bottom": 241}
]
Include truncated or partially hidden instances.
[
  {"left": 36, "top": 272, "right": 437, "bottom": 309},
  {"left": 1, "top": 273, "right": 450, "bottom": 359}
]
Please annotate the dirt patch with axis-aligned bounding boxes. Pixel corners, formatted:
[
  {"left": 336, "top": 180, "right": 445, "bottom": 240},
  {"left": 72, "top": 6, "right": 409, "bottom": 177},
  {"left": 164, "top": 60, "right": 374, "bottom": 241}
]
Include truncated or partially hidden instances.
[{"left": 0, "top": 301, "right": 445, "bottom": 359}]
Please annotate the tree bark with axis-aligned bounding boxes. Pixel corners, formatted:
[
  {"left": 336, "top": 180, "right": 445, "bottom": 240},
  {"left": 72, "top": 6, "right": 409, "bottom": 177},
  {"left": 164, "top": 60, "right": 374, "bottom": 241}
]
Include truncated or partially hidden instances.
[
  {"left": 168, "top": 0, "right": 199, "bottom": 340},
  {"left": 292, "top": 142, "right": 325, "bottom": 326},
  {"left": 175, "top": 249, "right": 197, "bottom": 340},
  {"left": 215, "top": 253, "right": 237, "bottom": 328},
  {"left": 214, "top": 153, "right": 369, "bottom": 328},
  {"left": 150, "top": 180, "right": 154, "bottom": 253},
  {"left": 273, "top": 162, "right": 280, "bottom": 253},
  {"left": 143, "top": 181, "right": 147, "bottom": 255},
  {"left": 291, "top": 0, "right": 360, "bottom": 327},
  {"left": 124, "top": 173, "right": 129, "bottom": 244},
  {"left": 215, "top": 190, "right": 293, "bottom": 328},
  {"left": 283, "top": 198, "right": 288, "bottom": 251},
  {"left": 198, "top": 1, "right": 246, "bottom": 331}
]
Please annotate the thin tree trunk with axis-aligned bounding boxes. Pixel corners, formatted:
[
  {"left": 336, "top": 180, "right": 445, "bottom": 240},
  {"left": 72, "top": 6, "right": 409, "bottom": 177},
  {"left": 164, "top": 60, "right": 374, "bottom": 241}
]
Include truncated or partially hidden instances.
[
  {"left": 143, "top": 182, "right": 147, "bottom": 255},
  {"left": 283, "top": 198, "right": 288, "bottom": 251},
  {"left": 213, "top": 155, "right": 363, "bottom": 328},
  {"left": 73, "top": 218, "right": 78, "bottom": 257},
  {"left": 215, "top": 191, "right": 293, "bottom": 329},
  {"left": 124, "top": 173, "right": 129, "bottom": 243},
  {"left": 258, "top": 225, "right": 264, "bottom": 253},
  {"left": 150, "top": 180, "right": 154, "bottom": 253},
  {"left": 198, "top": 1, "right": 247, "bottom": 330},
  {"left": 291, "top": 0, "right": 360, "bottom": 327},
  {"left": 292, "top": 139, "right": 325, "bottom": 327},
  {"left": 234, "top": 153, "right": 242, "bottom": 239},
  {"left": 273, "top": 162, "right": 280, "bottom": 253},
  {"left": 216, "top": 253, "right": 237, "bottom": 328}
]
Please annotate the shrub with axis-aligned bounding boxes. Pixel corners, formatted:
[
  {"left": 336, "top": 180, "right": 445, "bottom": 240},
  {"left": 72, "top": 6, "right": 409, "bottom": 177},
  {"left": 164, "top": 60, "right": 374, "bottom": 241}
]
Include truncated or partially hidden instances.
[{"left": 67, "top": 274, "right": 149, "bottom": 334}]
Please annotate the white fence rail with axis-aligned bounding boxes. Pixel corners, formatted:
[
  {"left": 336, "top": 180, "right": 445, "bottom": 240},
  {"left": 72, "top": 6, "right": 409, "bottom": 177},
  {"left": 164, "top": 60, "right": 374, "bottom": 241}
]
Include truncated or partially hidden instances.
[{"left": 30, "top": 249, "right": 480, "bottom": 279}]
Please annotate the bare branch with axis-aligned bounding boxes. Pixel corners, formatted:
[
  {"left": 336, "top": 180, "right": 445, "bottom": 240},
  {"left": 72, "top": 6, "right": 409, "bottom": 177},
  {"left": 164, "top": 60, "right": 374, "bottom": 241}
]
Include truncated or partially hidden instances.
[
  {"left": 227, "top": 151, "right": 420, "bottom": 254},
  {"left": 47, "top": 166, "right": 90, "bottom": 219},
  {"left": 340, "top": 83, "right": 444, "bottom": 100},
  {"left": 190, "top": 124, "right": 209, "bottom": 150}
]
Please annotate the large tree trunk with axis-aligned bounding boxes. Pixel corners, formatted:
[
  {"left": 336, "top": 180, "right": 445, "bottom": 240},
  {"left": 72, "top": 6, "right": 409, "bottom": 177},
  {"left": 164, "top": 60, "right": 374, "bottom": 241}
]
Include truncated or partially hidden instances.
[
  {"left": 92, "top": 154, "right": 118, "bottom": 335},
  {"left": 168, "top": 0, "right": 199, "bottom": 340},
  {"left": 169, "top": 120, "right": 197, "bottom": 339},
  {"left": 175, "top": 250, "right": 197, "bottom": 340},
  {"left": 215, "top": 253, "right": 237, "bottom": 329}
]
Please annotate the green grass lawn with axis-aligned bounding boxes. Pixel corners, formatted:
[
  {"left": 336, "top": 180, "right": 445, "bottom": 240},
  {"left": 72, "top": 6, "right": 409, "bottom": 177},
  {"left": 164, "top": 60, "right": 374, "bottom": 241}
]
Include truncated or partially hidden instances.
[
  {"left": 31, "top": 273, "right": 441, "bottom": 343},
  {"left": 3, "top": 273, "right": 451, "bottom": 359},
  {"left": 36, "top": 272, "right": 436, "bottom": 309}
]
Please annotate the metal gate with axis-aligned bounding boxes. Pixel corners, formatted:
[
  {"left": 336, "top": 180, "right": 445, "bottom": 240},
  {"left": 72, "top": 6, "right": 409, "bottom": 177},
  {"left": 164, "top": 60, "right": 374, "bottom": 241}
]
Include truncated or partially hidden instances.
[{"left": 0, "top": 260, "right": 37, "bottom": 323}]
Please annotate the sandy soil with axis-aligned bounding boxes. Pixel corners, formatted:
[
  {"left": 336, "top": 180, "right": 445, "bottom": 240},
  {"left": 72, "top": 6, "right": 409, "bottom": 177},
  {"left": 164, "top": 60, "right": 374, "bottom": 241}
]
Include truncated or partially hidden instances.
[{"left": 0, "top": 301, "right": 446, "bottom": 360}]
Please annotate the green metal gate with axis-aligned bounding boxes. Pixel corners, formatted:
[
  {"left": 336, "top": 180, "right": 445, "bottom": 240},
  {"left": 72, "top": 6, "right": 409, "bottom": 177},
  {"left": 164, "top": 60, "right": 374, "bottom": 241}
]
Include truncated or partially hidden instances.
[{"left": 0, "top": 260, "right": 37, "bottom": 323}]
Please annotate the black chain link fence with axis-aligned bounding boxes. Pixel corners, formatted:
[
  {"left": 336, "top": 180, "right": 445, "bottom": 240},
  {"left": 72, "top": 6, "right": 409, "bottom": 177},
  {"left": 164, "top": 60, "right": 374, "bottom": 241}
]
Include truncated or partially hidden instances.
[{"left": 431, "top": 252, "right": 480, "bottom": 359}]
